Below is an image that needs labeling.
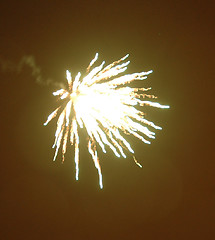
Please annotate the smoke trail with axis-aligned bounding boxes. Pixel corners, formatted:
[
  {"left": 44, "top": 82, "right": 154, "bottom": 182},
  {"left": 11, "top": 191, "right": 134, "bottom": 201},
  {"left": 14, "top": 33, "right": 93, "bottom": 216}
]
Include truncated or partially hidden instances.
[
  {"left": 17, "top": 55, "right": 51, "bottom": 85},
  {"left": 0, "top": 55, "right": 63, "bottom": 87}
]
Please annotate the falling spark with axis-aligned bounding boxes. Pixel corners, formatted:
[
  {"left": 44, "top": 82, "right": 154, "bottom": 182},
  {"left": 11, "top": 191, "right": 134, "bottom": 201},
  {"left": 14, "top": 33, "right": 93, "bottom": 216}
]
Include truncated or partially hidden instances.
[{"left": 44, "top": 53, "right": 169, "bottom": 188}]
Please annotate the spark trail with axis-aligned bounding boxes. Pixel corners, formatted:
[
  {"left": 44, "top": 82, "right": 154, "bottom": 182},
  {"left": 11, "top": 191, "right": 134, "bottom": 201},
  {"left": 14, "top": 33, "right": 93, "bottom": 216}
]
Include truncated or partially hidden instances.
[{"left": 44, "top": 53, "right": 169, "bottom": 188}]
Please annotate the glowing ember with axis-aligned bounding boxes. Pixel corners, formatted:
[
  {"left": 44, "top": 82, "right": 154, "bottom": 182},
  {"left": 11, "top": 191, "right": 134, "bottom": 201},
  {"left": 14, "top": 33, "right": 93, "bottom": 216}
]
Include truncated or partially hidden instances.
[{"left": 44, "top": 53, "right": 169, "bottom": 188}]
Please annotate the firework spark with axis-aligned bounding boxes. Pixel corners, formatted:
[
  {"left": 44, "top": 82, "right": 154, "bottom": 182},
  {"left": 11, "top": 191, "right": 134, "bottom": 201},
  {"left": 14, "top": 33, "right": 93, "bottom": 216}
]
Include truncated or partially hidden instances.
[{"left": 44, "top": 53, "right": 169, "bottom": 188}]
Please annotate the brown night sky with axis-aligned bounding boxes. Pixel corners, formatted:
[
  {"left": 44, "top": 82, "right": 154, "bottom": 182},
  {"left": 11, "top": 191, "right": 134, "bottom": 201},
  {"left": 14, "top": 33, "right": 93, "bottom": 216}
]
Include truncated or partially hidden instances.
[{"left": 0, "top": 0, "right": 214, "bottom": 239}]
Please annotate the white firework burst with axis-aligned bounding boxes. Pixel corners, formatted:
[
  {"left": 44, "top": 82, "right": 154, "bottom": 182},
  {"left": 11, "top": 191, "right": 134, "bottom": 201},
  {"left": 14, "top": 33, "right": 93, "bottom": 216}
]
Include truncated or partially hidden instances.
[{"left": 44, "top": 53, "right": 169, "bottom": 188}]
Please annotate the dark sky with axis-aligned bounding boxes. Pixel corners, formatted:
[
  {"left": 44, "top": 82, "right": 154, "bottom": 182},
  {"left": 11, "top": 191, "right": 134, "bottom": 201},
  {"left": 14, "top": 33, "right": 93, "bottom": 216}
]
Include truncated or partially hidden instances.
[{"left": 0, "top": 0, "right": 214, "bottom": 239}]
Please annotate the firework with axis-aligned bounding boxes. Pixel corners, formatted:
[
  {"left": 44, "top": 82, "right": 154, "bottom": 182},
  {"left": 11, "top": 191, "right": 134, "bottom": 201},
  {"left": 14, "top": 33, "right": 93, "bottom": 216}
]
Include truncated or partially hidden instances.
[{"left": 44, "top": 53, "right": 169, "bottom": 188}]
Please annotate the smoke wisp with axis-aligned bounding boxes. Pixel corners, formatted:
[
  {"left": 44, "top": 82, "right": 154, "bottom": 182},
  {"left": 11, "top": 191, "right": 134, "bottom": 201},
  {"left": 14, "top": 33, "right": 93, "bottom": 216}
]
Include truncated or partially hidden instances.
[{"left": 0, "top": 55, "right": 62, "bottom": 87}]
